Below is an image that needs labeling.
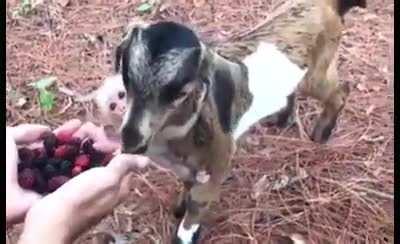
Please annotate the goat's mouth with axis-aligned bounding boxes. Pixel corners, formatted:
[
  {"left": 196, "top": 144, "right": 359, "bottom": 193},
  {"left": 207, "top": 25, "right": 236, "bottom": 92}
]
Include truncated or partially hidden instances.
[{"left": 122, "top": 144, "right": 148, "bottom": 154}]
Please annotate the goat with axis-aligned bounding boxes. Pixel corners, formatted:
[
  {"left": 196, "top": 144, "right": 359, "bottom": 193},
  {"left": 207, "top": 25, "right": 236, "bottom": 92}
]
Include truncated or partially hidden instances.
[
  {"left": 115, "top": 21, "right": 250, "bottom": 244},
  {"left": 116, "top": 0, "right": 366, "bottom": 242},
  {"left": 215, "top": 0, "right": 367, "bottom": 143}
]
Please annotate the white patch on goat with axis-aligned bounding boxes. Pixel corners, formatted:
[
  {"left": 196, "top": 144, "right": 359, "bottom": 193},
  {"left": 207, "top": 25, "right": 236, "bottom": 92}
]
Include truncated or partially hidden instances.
[
  {"left": 233, "top": 42, "right": 307, "bottom": 140},
  {"left": 120, "top": 98, "right": 133, "bottom": 133},
  {"left": 177, "top": 219, "right": 200, "bottom": 244},
  {"left": 138, "top": 110, "right": 152, "bottom": 140}
]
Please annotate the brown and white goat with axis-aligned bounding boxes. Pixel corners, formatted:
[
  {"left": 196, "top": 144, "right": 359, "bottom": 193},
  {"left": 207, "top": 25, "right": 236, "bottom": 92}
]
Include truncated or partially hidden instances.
[{"left": 216, "top": 0, "right": 367, "bottom": 143}]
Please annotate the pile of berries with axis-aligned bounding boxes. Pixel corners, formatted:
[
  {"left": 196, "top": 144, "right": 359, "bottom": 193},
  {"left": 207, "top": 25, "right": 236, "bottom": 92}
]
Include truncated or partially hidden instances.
[{"left": 17, "top": 131, "right": 113, "bottom": 194}]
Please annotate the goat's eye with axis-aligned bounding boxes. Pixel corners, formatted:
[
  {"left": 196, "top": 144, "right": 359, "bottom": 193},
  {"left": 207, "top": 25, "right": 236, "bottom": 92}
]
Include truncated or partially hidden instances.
[
  {"left": 175, "top": 92, "right": 186, "bottom": 100},
  {"left": 109, "top": 102, "right": 117, "bottom": 111},
  {"left": 118, "top": 91, "right": 125, "bottom": 99}
]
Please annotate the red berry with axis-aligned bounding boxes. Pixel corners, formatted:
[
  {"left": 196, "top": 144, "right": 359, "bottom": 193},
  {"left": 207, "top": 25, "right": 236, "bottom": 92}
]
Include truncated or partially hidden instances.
[
  {"left": 101, "top": 153, "right": 113, "bottom": 166},
  {"left": 68, "top": 137, "right": 82, "bottom": 148},
  {"left": 42, "top": 132, "right": 57, "bottom": 155},
  {"left": 33, "top": 148, "right": 47, "bottom": 160},
  {"left": 54, "top": 145, "right": 79, "bottom": 160},
  {"left": 48, "top": 176, "right": 70, "bottom": 192},
  {"left": 18, "top": 168, "right": 35, "bottom": 189},
  {"left": 71, "top": 166, "right": 83, "bottom": 176},
  {"left": 74, "top": 154, "right": 91, "bottom": 169},
  {"left": 56, "top": 131, "right": 74, "bottom": 145}
]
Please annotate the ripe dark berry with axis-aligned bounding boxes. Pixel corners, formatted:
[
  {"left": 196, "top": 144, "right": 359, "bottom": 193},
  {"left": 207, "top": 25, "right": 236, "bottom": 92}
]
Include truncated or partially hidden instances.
[
  {"left": 43, "top": 132, "right": 57, "bottom": 156},
  {"left": 71, "top": 166, "right": 83, "bottom": 176},
  {"left": 54, "top": 145, "right": 79, "bottom": 160},
  {"left": 18, "top": 168, "right": 35, "bottom": 189},
  {"left": 90, "top": 150, "right": 106, "bottom": 164},
  {"left": 17, "top": 162, "right": 32, "bottom": 173},
  {"left": 33, "top": 148, "right": 47, "bottom": 160},
  {"left": 47, "top": 158, "right": 63, "bottom": 167},
  {"left": 43, "top": 164, "right": 58, "bottom": 179},
  {"left": 68, "top": 137, "right": 82, "bottom": 148},
  {"left": 32, "top": 169, "right": 47, "bottom": 193},
  {"left": 101, "top": 153, "right": 113, "bottom": 166},
  {"left": 56, "top": 131, "right": 74, "bottom": 145},
  {"left": 32, "top": 158, "right": 47, "bottom": 170},
  {"left": 74, "top": 154, "right": 91, "bottom": 169},
  {"left": 59, "top": 160, "right": 73, "bottom": 175},
  {"left": 18, "top": 147, "right": 35, "bottom": 164},
  {"left": 81, "top": 139, "right": 95, "bottom": 155},
  {"left": 48, "top": 176, "right": 70, "bottom": 192}
]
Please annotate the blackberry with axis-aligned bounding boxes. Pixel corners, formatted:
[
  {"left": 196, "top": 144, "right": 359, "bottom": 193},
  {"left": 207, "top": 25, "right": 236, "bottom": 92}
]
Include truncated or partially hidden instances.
[
  {"left": 18, "top": 147, "right": 35, "bottom": 164},
  {"left": 32, "top": 169, "right": 48, "bottom": 194},
  {"left": 59, "top": 160, "right": 73, "bottom": 176},
  {"left": 43, "top": 164, "right": 58, "bottom": 179},
  {"left": 81, "top": 139, "right": 95, "bottom": 155},
  {"left": 43, "top": 132, "right": 57, "bottom": 156},
  {"left": 68, "top": 137, "right": 82, "bottom": 148},
  {"left": 32, "top": 158, "right": 47, "bottom": 170},
  {"left": 47, "top": 158, "right": 63, "bottom": 167},
  {"left": 48, "top": 176, "right": 70, "bottom": 192}
]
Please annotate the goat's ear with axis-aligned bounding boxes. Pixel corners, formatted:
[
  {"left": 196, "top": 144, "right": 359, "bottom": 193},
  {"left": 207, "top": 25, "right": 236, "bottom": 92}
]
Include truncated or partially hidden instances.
[{"left": 200, "top": 48, "right": 247, "bottom": 133}]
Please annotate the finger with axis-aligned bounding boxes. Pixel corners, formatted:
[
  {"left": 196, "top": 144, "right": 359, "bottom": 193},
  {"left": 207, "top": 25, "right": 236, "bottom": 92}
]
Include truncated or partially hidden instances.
[
  {"left": 93, "top": 141, "right": 121, "bottom": 154},
  {"left": 6, "top": 189, "right": 42, "bottom": 225},
  {"left": 72, "top": 122, "right": 102, "bottom": 140},
  {"left": 119, "top": 172, "right": 134, "bottom": 201},
  {"left": 53, "top": 119, "right": 82, "bottom": 136},
  {"left": 8, "top": 125, "right": 51, "bottom": 145},
  {"left": 108, "top": 154, "right": 152, "bottom": 176}
]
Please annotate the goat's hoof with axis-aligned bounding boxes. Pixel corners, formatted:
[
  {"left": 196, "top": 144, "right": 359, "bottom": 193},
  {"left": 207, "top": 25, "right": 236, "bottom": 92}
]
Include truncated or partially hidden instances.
[
  {"left": 263, "top": 111, "right": 295, "bottom": 129},
  {"left": 311, "top": 120, "right": 336, "bottom": 143},
  {"left": 172, "top": 223, "right": 202, "bottom": 244}
]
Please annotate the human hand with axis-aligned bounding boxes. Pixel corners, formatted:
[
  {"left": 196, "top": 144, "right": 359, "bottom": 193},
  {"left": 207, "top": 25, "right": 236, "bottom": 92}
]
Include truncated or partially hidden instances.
[
  {"left": 6, "top": 119, "right": 121, "bottom": 226},
  {"left": 12, "top": 120, "right": 151, "bottom": 243},
  {"left": 19, "top": 153, "right": 151, "bottom": 244}
]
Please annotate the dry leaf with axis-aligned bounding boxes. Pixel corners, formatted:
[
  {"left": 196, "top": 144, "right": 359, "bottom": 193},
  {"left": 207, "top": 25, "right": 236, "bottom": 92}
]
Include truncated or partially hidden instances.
[
  {"left": 252, "top": 175, "right": 268, "bottom": 199},
  {"left": 193, "top": 0, "right": 206, "bottom": 7},
  {"left": 58, "top": 0, "right": 70, "bottom": 7},
  {"left": 365, "top": 105, "right": 375, "bottom": 116},
  {"left": 371, "top": 86, "right": 381, "bottom": 92},
  {"left": 356, "top": 83, "right": 368, "bottom": 92}
]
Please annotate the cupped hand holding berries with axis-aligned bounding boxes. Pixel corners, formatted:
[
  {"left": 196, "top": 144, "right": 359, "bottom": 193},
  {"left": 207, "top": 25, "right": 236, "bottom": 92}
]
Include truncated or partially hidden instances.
[{"left": 7, "top": 119, "right": 153, "bottom": 243}]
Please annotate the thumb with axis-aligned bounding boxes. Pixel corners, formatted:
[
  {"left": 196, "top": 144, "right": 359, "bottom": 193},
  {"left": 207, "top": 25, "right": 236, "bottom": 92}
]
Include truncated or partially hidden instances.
[{"left": 8, "top": 125, "right": 50, "bottom": 145}]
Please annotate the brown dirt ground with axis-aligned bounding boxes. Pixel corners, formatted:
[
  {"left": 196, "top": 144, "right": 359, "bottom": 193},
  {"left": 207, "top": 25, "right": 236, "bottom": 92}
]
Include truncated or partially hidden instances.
[{"left": 6, "top": 0, "right": 394, "bottom": 243}]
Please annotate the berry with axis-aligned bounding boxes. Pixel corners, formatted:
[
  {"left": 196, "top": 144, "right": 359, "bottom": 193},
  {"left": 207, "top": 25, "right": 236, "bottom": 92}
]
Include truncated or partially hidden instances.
[
  {"left": 56, "top": 131, "right": 74, "bottom": 145},
  {"left": 90, "top": 150, "right": 106, "bottom": 164},
  {"left": 32, "top": 169, "right": 47, "bottom": 193},
  {"left": 33, "top": 148, "right": 47, "bottom": 160},
  {"left": 74, "top": 154, "right": 91, "bottom": 169},
  {"left": 54, "top": 145, "right": 79, "bottom": 160},
  {"left": 32, "top": 158, "right": 47, "bottom": 170},
  {"left": 48, "top": 176, "right": 70, "bottom": 192},
  {"left": 68, "top": 137, "right": 82, "bottom": 148},
  {"left": 43, "top": 132, "right": 57, "bottom": 156},
  {"left": 101, "top": 153, "right": 113, "bottom": 166},
  {"left": 43, "top": 164, "right": 58, "bottom": 179},
  {"left": 47, "top": 158, "right": 63, "bottom": 167},
  {"left": 71, "top": 166, "right": 83, "bottom": 176},
  {"left": 81, "top": 139, "right": 95, "bottom": 155},
  {"left": 17, "top": 162, "right": 30, "bottom": 172},
  {"left": 59, "top": 160, "right": 73, "bottom": 175},
  {"left": 18, "top": 168, "right": 35, "bottom": 189},
  {"left": 18, "top": 147, "right": 35, "bottom": 164}
]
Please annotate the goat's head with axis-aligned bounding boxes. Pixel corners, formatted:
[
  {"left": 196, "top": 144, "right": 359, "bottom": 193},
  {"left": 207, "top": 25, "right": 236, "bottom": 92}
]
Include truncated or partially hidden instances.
[{"left": 116, "top": 21, "right": 248, "bottom": 154}]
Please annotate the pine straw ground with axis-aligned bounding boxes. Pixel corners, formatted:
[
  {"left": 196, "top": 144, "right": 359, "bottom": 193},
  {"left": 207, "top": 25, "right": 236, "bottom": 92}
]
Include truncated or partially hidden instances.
[{"left": 6, "top": 0, "right": 394, "bottom": 243}]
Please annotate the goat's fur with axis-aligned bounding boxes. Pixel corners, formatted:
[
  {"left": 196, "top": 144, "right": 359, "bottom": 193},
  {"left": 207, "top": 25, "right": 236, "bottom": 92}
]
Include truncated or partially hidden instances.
[
  {"left": 215, "top": 0, "right": 366, "bottom": 143},
  {"left": 115, "top": 0, "right": 366, "bottom": 242},
  {"left": 116, "top": 21, "right": 249, "bottom": 244}
]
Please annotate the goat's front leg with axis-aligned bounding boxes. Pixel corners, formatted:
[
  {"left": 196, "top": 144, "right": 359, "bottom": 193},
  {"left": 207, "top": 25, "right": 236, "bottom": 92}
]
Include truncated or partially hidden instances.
[{"left": 172, "top": 180, "right": 220, "bottom": 244}]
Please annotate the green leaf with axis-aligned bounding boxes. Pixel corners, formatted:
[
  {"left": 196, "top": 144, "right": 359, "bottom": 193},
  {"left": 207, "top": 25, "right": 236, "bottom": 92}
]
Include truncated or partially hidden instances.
[
  {"left": 136, "top": 3, "right": 152, "bottom": 13},
  {"left": 30, "top": 76, "right": 57, "bottom": 90},
  {"left": 39, "top": 89, "right": 55, "bottom": 111}
]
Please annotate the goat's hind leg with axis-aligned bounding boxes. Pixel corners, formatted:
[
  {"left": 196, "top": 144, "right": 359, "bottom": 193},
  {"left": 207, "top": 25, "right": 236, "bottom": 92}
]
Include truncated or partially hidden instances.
[{"left": 262, "top": 92, "right": 296, "bottom": 128}]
